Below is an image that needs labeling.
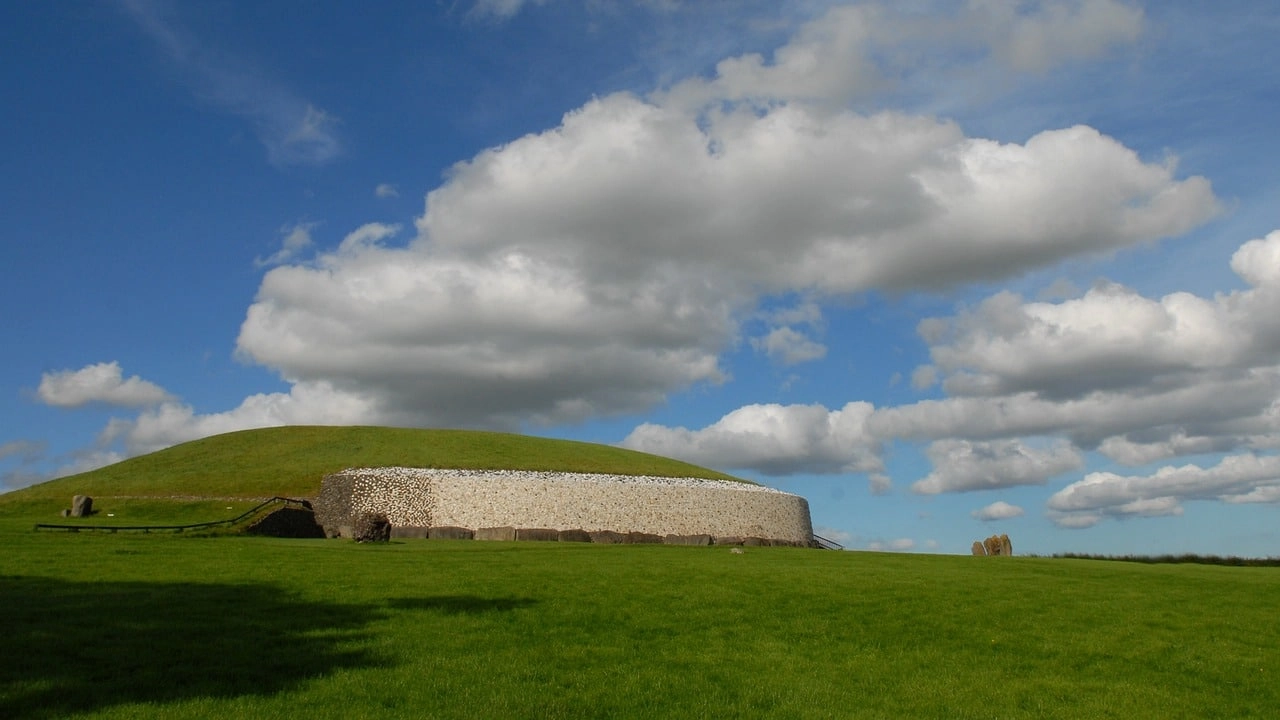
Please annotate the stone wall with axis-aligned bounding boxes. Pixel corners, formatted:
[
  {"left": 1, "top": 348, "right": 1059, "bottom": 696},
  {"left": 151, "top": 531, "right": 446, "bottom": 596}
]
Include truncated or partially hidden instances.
[{"left": 313, "top": 468, "right": 814, "bottom": 545}]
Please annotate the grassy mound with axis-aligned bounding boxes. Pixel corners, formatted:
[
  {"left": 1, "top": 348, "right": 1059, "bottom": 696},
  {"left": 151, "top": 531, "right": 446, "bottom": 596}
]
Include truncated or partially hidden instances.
[{"left": 1, "top": 425, "right": 745, "bottom": 504}]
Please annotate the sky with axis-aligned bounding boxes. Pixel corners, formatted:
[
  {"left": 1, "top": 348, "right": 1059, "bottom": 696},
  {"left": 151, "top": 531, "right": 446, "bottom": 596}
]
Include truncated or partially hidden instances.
[{"left": 3, "top": 0, "right": 1279, "bottom": 557}]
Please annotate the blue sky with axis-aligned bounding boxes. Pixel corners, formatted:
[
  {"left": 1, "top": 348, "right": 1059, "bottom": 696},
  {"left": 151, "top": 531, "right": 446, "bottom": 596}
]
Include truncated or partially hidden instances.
[{"left": 4, "top": 1, "right": 1279, "bottom": 556}]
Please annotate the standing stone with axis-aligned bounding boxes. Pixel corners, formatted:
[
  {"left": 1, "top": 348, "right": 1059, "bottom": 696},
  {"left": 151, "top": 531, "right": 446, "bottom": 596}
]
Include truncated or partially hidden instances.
[
  {"left": 971, "top": 541, "right": 986, "bottom": 556},
  {"left": 1000, "top": 534, "right": 1013, "bottom": 557},
  {"left": 70, "top": 495, "right": 93, "bottom": 518},
  {"left": 983, "top": 535, "right": 1003, "bottom": 556}
]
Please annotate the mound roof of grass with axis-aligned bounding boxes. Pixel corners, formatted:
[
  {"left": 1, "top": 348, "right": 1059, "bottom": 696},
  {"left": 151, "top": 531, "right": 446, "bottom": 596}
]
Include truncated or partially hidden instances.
[{"left": 1, "top": 426, "right": 746, "bottom": 502}]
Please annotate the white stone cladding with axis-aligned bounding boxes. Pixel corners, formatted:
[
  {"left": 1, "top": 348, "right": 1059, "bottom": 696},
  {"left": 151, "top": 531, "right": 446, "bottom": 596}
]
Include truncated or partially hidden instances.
[{"left": 315, "top": 468, "right": 813, "bottom": 544}]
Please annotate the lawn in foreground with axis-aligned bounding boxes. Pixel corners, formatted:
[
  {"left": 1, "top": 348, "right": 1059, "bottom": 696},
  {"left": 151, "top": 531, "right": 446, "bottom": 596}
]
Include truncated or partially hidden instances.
[{"left": 2, "top": 532, "right": 1275, "bottom": 719}]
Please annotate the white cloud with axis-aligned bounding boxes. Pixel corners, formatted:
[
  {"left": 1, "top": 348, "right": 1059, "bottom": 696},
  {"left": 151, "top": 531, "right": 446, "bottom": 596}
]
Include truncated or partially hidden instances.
[
  {"left": 752, "top": 326, "right": 827, "bottom": 365},
  {"left": 972, "top": 500, "right": 1025, "bottom": 522},
  {"left": 983, "top": 0, "right": 1144, "bottom": 73},
  {"left": 118, "top": 0, "right": 341, "bottom": 167},
  {"left": 256, "top": 222, "right": 316, "bottom": 268},
  {"left": 0, "top": 440, "right": 45, "bottom": 463},
  {"left": 375, "top": 183, "right": 400, "bottom": 198},
  {"left": 37, "top": 362, "right": 175, "bottom": 409},
  {"left": 1047, "top": 453, "right": 1280, "bottom": 526},
  {"left": 234, "top": 80, "right": 1213, "bottom": 430},
  {"left": 814, "top": 526, "right": 853, "bottom": 545},
  {"left": 910, "top": 365, "right": 937, "bottom": 390},
  {"left": 868, "top": 537, "right": 916, "bottom": 552},
  {"left": 470, "top": 0, "right": 549, "bottom": 20},
  {"left": 664, "top": 1, "right": 1145, "bottom": 109},
  {"left": 103, "top": 381, "right": 387, "bottom": 457},
  {"left": 621, "top": 402, "right": 882, "bottom": 476},
  {"left": 912, "top": 438, "right": 1082, "bottom": 494}
]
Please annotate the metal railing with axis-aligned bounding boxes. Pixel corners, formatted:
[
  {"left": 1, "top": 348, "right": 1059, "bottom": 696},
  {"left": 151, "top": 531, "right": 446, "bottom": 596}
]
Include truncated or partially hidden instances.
[
  {"left": 33, "top": 496, "right": 311, "bottom": 534},
  {"left": 811, "top": 533, "right": 844, "bottom": 550}
]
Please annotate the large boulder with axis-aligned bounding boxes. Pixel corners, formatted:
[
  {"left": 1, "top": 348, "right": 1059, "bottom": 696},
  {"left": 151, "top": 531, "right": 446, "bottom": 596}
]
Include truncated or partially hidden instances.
[
  {"left": 353, "top": 512, "right": 391, "bottom": 543},
  {"left": 70, "top": 495, "right": 93, "bottom": 518}
]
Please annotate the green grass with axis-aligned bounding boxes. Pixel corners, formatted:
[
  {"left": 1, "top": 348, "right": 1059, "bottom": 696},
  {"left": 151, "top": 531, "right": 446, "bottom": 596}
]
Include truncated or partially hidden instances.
[
  {"left": 0, "top": 426, "right": 745, "bottom": 504},
  {"left": 1, "top": 525, "right": 1276, "bottom": 719}
]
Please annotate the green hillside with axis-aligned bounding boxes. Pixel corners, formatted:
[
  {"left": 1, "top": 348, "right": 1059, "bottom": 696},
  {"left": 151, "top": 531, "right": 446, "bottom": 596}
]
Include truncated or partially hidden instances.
[{"left": 0, "top": 425, "right": 745, "bottom": 503}]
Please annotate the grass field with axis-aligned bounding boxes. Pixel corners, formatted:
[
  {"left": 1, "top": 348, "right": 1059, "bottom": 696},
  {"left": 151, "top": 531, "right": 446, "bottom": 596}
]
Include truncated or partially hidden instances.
[
  {"left": 2, "top": 527, "right": 1276, "bottom": 719},
  {"left": 3, "top": 428, "right": 1276, "bottom": 718}
]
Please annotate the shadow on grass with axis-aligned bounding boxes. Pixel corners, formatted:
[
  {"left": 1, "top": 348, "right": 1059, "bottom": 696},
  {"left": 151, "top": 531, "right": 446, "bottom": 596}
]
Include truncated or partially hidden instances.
[
  {"left": 0, "top": 575, "right": 541, "bottom": 719},
  {"left": 385, "top": 596, "right": 538, "bottom": 614},
  {"left": 0, "top": 575, "right": 380, "bottom": 719}
]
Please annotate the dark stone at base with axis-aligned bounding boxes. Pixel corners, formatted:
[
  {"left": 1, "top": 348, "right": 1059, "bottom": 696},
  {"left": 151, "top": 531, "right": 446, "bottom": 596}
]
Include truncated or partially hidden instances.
[
  {"left": 742, "top": 537, "right": 769, "bottom": 546},
  {"left": 245, "top": 507, "right": 327, "bottom": 538},
  {"left": 515, "top": 528, "right": 560, "bottom": 542},
  {"left": 713, "top": 536, "right": 745, "bottom": 546},
  {"left": 558, "top": 529, "right": 592, "bottom": 543},
  {"left": 588, "top": 530, "right": 624, "bottom": 544},
  {"left": 624, "top": 532, "right": 664, "bottom": 544},
  {"left": 429, "top": 526, "right": 475, "bottom": 540},
  {"left": 664, "top": 534, "right": 712, "bottom": 546},
  {"left": 476, "top": 526, "right": 516, "bottom": 541},
  {"left": 391, "top": 527, "right": 430, "bottom": 539},
  {"left": 353, "top": 512, "right": 391, "bottom": 543}
]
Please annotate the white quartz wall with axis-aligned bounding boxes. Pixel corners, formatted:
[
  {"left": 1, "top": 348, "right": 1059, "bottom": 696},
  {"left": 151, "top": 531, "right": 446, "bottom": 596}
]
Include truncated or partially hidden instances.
[{"left": 317, "top": 468, "right": 813, "bottom": 544}]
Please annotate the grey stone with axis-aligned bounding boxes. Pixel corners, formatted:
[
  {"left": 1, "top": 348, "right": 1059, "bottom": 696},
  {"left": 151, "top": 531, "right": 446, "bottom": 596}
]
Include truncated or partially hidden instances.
[
  {"left": 664, "top": 534, "right": 712, "bottom": 546},
  {"left": 588, "top": 530, "right": 624, "bottom": 544},
  {"left": 428, "top": 526, "right": 475, "bottom": 540},
  {"left": 742, "top": 537, "right": 768, "bottom": 546},
  {"left": 476, "top": 526, "right": 516, "bottom": 541},
  {"left": 713, "top": 536, "right": 745, "bottom": 546},
  {"left": 557, "top": 529, "right": 592, "bottom": 543},
  {"left": 624, "top": 532, "right": 663, "bottom": 544},
  {"left": 515, "top": 528, "right": 560, "bottom": 542},
  {"left": 391, "top": 526, "right": 430, "bottom": 539}
]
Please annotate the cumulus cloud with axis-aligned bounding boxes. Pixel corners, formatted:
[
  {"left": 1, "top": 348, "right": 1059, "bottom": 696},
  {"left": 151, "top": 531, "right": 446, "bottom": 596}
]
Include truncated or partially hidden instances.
[
  {"left": 37, "top": 362, "right": 175, "bottom": 409},
  {"left": 911, "top": 439, "right": 1082, "bottom": 494},
  {"left": 1047, "top": 453, "right": 1280, "bottom": 527},
  {"left": 972, "top": 500, "right": 1025, "bottom": 522},
  {"left": 752, "top": 326, "right": 827, "bottom": 365},
  {"left": 664, "top": 1, "right": 1145, "bottom": 108},
  {"left": 631, "top": 229, "right": 1280, "bottom": 530},
  {"left": 101, "top": 381, "right": 387, "bottom": 457},
  {"left": 236, "top": 81, "right": 1214, "bottom": 430},
  {"left": 375, "top": 183, "right": 400, "bottom": 198},
  {"left": 621, "top": 402, "right": 882, "bottom": 476},
  {"left": 118, "top": 0, "right": 341, "bottom": 167}
]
